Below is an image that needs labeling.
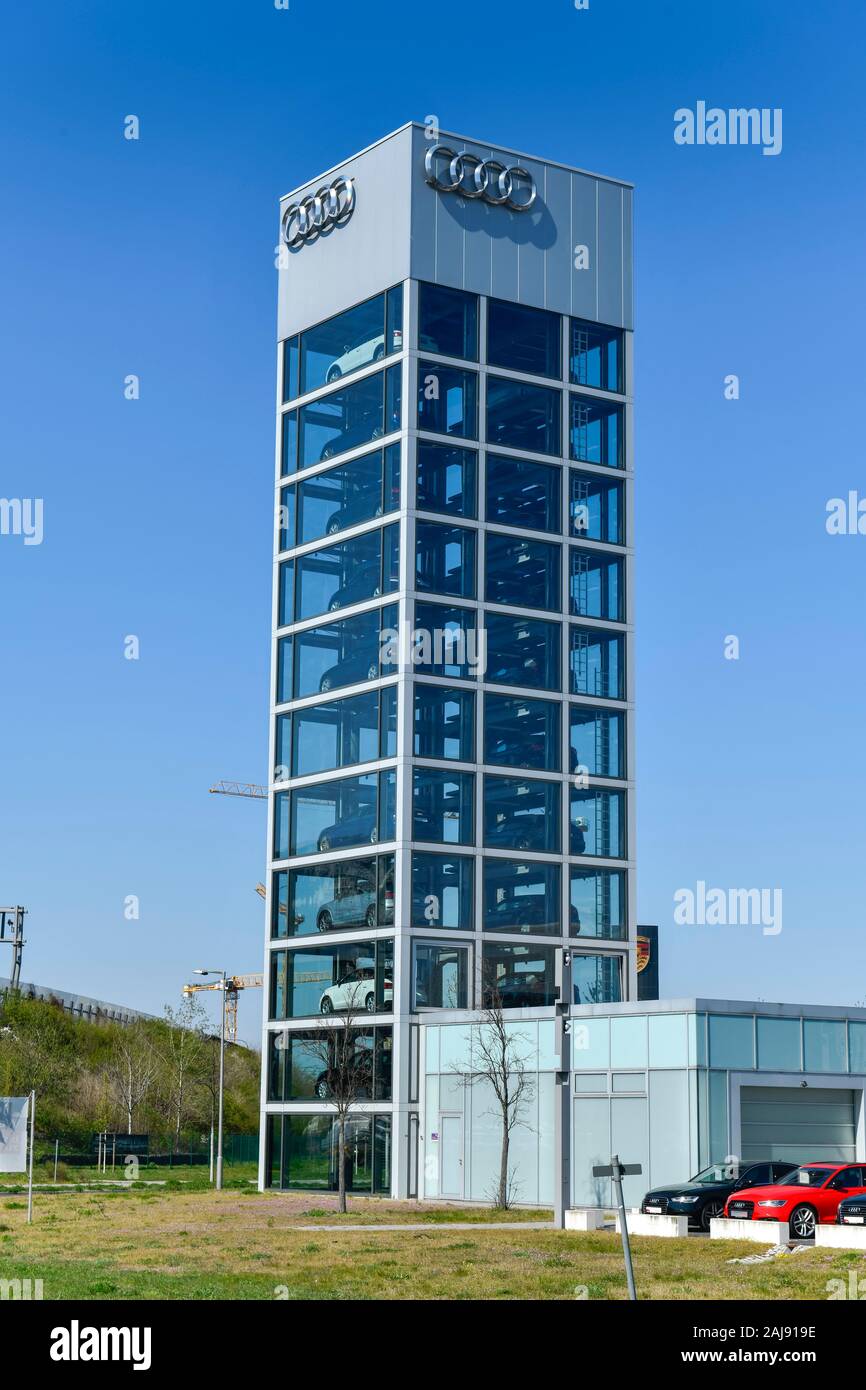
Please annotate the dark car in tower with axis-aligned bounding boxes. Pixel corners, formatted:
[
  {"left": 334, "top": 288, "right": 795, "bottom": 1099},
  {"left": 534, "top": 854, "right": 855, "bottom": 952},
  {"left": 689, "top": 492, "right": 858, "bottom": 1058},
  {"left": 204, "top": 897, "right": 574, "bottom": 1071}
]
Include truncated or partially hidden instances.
[{"left": 641, "top": 1160, "right": 795, "bottom": 1233}]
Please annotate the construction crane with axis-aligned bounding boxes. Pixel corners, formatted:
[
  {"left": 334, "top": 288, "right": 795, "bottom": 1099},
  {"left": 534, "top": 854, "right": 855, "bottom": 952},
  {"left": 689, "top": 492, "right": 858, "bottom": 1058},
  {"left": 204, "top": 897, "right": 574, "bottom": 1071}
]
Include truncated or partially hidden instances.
[
  {"left": 182, "top": 972, "right": 263, "bottom": 1044},
  {"left": 209, "top": 781, "right": 267, "bottom": 800},
  {"left": 0, "top": 907, "right": 27, "bottom": 990}
]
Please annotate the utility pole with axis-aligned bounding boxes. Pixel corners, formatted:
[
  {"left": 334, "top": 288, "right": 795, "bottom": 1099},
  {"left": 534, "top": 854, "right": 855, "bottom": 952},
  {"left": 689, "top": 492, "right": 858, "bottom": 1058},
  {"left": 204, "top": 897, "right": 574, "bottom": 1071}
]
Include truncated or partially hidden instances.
[
  {"left": 553, "top": 948, "right": 572, "bottom": 1228},
  {"left": 0, "top": 906, "right": 27, "bottom": 990}
]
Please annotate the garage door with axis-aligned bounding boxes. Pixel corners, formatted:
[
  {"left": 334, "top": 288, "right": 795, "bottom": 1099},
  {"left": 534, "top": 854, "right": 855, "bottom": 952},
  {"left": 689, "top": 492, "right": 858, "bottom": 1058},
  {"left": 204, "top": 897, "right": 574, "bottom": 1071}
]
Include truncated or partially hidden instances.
[{"left": 740, "top": 1086, "right": 857, "bottom": 1164}]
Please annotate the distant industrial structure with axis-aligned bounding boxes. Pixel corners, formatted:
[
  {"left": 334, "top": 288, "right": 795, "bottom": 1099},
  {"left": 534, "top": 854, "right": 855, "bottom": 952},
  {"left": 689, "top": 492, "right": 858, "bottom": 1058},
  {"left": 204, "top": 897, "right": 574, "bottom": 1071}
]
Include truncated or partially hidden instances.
[{"left": 0, "top": 978, "right": 157, "bottom": 1027}]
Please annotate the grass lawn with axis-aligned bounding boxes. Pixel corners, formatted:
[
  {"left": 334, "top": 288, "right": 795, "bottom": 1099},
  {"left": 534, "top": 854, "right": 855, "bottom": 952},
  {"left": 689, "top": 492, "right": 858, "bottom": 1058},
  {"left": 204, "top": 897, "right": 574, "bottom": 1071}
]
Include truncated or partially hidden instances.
[{"left": 1, "top": 1186, "right": 864, "bottom": 1300}]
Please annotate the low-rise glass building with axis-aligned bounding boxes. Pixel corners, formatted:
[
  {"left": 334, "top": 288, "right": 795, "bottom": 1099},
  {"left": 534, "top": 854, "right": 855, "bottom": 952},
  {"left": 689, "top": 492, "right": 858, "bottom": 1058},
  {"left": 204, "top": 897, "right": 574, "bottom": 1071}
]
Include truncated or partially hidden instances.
[{"left": 421, "top": 1000, "right": 866, "bottom": 1207}]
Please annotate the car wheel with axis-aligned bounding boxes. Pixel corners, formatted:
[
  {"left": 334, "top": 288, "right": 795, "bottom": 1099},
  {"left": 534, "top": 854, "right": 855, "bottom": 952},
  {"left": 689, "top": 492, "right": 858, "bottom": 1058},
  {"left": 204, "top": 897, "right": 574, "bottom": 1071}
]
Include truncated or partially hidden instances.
[
  {"left": 319, "top": 675, "right": 333, "bottom": 692},
  {"left": 327, "top": 520, "right": 341, "bottom": 534},
  {"left": 373, "top": 345, "right": 385, "bottom": 361},
  {"left": 320, "top": 996, "right": 334, "bottom": 1015},
  {"left": 327, "top": 366, "right": 342, "bottom": 383},
  {"left": 701, "top": 1200, "right": 725, "bottom": 1232},
  {"left": 367, "top": 663, "right": 378, "bottom": 680},
  {"left": 317, "top": 911, "right": 333, "bottom": 932},
  {"left": 328, "top": 597, "right": 342, "bottom": 611},
  {"left": 370, "top": 828, "right": 379, "bottom": 844},
  {"left": 789, "top": 1204, "right": 817, "bottom": 1240},
  {"left": 364, "top": 904, "right": 376, "bottom": 929},
  {"left": 364, "top": 993, "right": 376, "bottom": 1013},
  {"left": 319, "top": 836, "right": 330, "bottom": 853},
  {"left": 315, "top": 1078, "right": 331, "bottom": 1098}
]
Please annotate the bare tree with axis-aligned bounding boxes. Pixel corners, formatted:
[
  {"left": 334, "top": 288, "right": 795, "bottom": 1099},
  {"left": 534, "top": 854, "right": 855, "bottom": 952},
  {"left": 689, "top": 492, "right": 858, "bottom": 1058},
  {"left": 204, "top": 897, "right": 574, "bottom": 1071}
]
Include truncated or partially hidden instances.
[
  {"left": 107, "top": 1024, "right": 158, "bottom": 1134},
  {"left": 301, "top": 1000, "right": 376, "bottom": 1215},
  {"left": 452, "top": 975, "right": 535, "bottom": 1210},
  {"left": 157, "top": 998, "right": 208, "bottom": 1138}
]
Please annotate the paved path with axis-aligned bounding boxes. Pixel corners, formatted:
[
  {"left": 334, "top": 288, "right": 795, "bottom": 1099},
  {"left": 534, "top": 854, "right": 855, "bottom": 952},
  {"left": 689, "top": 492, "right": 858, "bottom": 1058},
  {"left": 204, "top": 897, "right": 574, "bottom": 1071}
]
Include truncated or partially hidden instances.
[{"left": 293, "top": 1220, "right": 558, "bottom": 1232}]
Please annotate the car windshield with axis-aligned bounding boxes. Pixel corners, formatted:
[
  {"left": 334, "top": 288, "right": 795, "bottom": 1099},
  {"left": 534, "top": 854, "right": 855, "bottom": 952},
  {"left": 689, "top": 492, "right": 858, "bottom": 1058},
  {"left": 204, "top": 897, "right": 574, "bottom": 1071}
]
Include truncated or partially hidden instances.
[
  {"left": 689, "top": 1164, "right": 739, "bottom": 1185},
  {"left": 777, "top": 1166, "right": 834, "bottom": 1187}
]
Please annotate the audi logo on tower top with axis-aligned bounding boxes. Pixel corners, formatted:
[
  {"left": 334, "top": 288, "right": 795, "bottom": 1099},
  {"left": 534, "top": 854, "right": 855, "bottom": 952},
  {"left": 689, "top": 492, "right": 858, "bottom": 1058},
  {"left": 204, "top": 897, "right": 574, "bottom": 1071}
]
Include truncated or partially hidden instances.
[
  {"left": 424, "top": 143, "right": 537, "bottom": 211},
  {"left": 281, "top": 175, "right": 356, "bottom": 249}
]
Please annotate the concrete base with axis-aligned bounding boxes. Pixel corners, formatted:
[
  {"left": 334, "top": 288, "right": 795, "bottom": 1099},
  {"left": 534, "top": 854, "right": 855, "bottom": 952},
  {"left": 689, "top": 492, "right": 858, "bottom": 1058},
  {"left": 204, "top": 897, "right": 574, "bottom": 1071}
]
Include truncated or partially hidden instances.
[
  {"left": 816, "top": 1223, "right": 866, "bottom": 1250},
  {"left": 564, "top": 1208, "right": 606, "bottom": 1231},
  {"left": 710, "top": 1218, "right": 789, "bottom": 1244},
  {"left": 616, "top": 1210, "right": 689, "bottom": 1237}
]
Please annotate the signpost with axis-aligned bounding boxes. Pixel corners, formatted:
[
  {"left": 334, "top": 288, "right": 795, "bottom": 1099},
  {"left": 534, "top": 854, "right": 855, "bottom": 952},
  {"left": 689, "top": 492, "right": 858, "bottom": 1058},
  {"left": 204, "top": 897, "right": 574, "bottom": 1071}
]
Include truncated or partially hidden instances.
[
  {"left": 553, "top": 949, "right": 572, "bottom": 1229},
  {"left": 593, "top": 1155, "right": 641, "bottom": 1301}
]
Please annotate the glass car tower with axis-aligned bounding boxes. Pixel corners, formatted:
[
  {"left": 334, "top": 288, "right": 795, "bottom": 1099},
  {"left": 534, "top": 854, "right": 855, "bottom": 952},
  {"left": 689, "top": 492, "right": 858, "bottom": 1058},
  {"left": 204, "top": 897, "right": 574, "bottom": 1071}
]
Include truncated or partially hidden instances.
[{"left": 261, "top": 124, "right": 635, "bottom": 1197}]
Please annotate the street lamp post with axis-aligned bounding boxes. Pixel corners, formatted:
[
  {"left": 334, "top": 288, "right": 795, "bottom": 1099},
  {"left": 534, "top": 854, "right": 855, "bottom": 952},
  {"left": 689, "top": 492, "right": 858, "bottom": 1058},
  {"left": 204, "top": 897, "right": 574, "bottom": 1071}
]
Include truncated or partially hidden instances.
[{"left": 194, "top": 969, "right": 226, "bottom": 1191}]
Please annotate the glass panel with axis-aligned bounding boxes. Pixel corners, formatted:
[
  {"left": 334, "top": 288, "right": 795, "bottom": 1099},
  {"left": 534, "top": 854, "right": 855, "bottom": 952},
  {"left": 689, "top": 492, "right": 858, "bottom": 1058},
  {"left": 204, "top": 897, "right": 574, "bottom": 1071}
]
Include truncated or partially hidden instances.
[
  {"left": 413, "top": 943, "right": 469, "bottom": 1010},
  {"left": 278, "top": 560, "right": 294, "bottom": 627},
  {"left": 569, "top": 625, "right": 624, "bottom": 699},
  {"left": 293, "top": 602, "right": 397, "bottom": 700},
  {"left": 575, "top": 956, "right": 622, "bottom": 1000},
  {"left": 299, "top": 292, "right": 391, "bottom": 395},
  {"left": 569, "top": 706, "right": 624, "bottom": 778},
  {"left": 283, "top": 854, "right": 393, "bottom": 937},
  {"left": 483, "top": 858, "right": 560, "bottom": 935},
  {"left": 276, "top": 635, "right": 293, "bottom": 704},
  {"left": 386, "top": 285, "right": 404, "bottom": 359},
  {"left": 570, "top": 318, "right": 623, "bottom": 393},
  {"left": 569, "top": 547, "right": 623, "bottom": 621},
  {"left": 486, "top": 453, "right": 560, "bottom": 533},
  {"left": 280, "top": 410, "right": 298, "bottom": 476},
  {"left": 610, "top": 1016, "right": 647, "bottom": 1067},
  {"left": 484, "top": 613, "right": 561, "bottom": 692},
  {"left": 298, "top": 372, "right": 388, "bottom": 470},
  {"left": 416, "top": 520, "right": 477, "bottom": 598},
  {"left": 273, "top": 938, "right": 393, "bottom": 1019},
  {"left": 411, "top": 852, "right": 474, "bottom": 929},
  {"left": 291, "top": 689, "right": 381, "bottom": 778},
  {"left": 282, "top": 336, "right": 299, "bottom": 402},
  {"left": 484, "top": 693, "right": 560, "bottom": 772},
  {"left": 486, "top": 533, "right": 560, "bottom": 611},
  {"left": 569, "top": 788, "right": 625, "bottom": 858},
  {"left": 756, "top": 1017, "right": 801, "bottom": 1071},
  {"left": 268, "top": 1027, "right": 391, "bottom": 1102},
  {"left": 296, "top": 449, "right": 398, "bottom": 545},
  {"left": 416, "top": 441, "right": 477, "bottom": 517},
  {"left": 380, "top": 684, "right": 398, "bottom": 758},
  {"left": 271, "top": 869, "right": 290, "bottom": 939},
  {"left": 414, "top": 684, "right": 475, "bottom": 761},
  {"left": 482, "top": 943, "right": 556, "bottom": 1009},
  {"left": 418, "top": 282, "right": 478, "bottom": 360},
  {"left": 486, "top": 376, "right": 561, "bottom": 456},
  {"left": 803, "top": 1020, "right": 847, "bottom": 1073},
  {"left": 570, "top": 393, "right": 622, "bottom": 467},
  {"left": 413, "top": 602, "right": 483, "bottom": 680},
  {"left": 708, "top": 1015, "right": 754, "bottom": 1070},
  {"left": 850, "top": 1023, "right": 866, "bottom": 1073},
  {"left": 274, "top": 791, "right": 290, "bottom": 860},
  {"left": 279, "top": 483, "right": 296, "bottom": 552},
  {"left": 295, "top": 524, "right": 397, "bottom": 622},
  {"left": 412, "top": 767, "right": 474, "bottom": 845},
  {"left": 569, "top": 868, "right": 627, "bottom": 939},
  {"left": 569, "top": 471, "right": 624, "bottom": 543},
  {"left": 290, "top": 771, "right": 381, "bottom": 857},
  {"left": 487, "top": 298, "right": 561, "bottom": 378},
  {"left": 484, "top": 774, "right": 561, "bottom": 854},
  {"left": 417, "top": 362, "right": 478, "bottom": 438},
  {"left": 648, "top": 1014, "right": 689, "bottom": 1068}
]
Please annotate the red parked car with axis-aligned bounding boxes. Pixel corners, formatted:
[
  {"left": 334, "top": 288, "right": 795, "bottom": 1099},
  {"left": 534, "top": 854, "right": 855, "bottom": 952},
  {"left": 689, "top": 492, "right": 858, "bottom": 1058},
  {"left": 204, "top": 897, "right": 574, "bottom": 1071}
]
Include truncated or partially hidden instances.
[{"left": 725, "top": 1162, "right": 866, "bottom": 1240}]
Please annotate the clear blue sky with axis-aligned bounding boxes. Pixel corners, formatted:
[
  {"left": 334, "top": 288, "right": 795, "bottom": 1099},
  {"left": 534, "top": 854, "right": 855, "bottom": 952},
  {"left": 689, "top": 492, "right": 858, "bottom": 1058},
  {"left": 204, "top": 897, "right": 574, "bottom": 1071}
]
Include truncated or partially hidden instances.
[{"left": 1, "top": 0, "right": 864, "bottom": 1042}]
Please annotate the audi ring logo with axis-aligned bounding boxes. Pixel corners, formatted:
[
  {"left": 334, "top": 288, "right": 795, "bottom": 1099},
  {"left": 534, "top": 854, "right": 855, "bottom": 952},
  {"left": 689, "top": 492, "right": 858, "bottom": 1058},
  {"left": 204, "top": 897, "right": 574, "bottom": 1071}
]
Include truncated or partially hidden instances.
[
  {"left": 424, "top": 143, "right": 537, "bottom": 212},
  {"left": 281, "top": 175, "right": 356, "bottom": 249}
]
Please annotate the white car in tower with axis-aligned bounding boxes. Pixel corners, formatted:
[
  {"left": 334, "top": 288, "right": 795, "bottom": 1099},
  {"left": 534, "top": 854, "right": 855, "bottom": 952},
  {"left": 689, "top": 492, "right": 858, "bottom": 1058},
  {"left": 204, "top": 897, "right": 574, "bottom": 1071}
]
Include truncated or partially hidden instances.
[
  {"left": 319, "top": 962, "right": 392, "bottom": 1014},
  {"left": 326, "top": 330, "right": 402, "bottom": 383}
]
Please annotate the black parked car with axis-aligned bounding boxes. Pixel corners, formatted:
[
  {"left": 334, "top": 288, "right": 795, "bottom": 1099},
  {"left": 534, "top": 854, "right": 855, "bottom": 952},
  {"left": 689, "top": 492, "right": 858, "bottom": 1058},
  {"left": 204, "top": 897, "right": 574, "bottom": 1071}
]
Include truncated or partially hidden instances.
[
  {"left": 641, "top": 1160, "right": 795, "bottom": 1233},
  {"left": 318, "top": 651, "right": 380, "bottom": 693},
  {"left": 837, "top": 1193, "right": 866, "bottom": 1227}
]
